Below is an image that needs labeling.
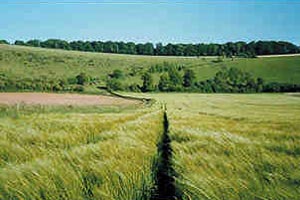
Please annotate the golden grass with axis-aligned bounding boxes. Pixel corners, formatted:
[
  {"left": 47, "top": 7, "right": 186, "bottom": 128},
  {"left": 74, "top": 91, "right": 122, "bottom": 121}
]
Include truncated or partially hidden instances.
[
  {"left": 1, "top": 93, "right": 300, "bottom": 199},
  {"left": 147, "top": 93, "right": 300, "bottom": 199},
  {"left": 0, "top": 104, "right": 163, "bottom": 199}
]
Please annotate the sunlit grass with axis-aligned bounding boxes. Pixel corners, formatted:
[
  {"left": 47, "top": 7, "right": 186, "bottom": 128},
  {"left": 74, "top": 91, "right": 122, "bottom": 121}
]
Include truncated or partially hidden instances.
[
  {"left": 1, "top": 92, "right": 300, "bottom": 199},
  {"left": 147, "top": 93, "right": 300, "bottom": 199},
  {"left": 0, "top": 103, "right": 163, "bottom": 199}
]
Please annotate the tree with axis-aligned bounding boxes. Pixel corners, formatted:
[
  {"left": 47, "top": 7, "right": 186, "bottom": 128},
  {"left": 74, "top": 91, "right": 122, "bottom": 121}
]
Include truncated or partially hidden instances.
[
  {"left": 83, "top": 42, "right": 94, "bottom": 52},
  {"left": 158, "top": 73, "right": 170, "bottom": 91},
  {"left": 110, "top": 69, "right": 124, "bottom": 79},
  {"left": 183, "top": 69, "right": 196, "bottom": 88},
  {"left": 0, "top": 40, "right": 9, "bottom": 44},
  {"left": 141, "top": 72, "right": 154, "bottom": 92},
  {"left": 9, "top": 38, "right": 300, "bottom": 57},
  {"left": 26, "top": 39, "right": 41, "bottom": 47},
  {"left": 126, "top": 42, "right": 137, "bottom": 54},
  {"left": 168, "top": 68, "right": 183, "bottom": 91},
  {"left": 155, "top": 43, "right": 164, "bottom": 55},
  {"left": 14, "top": 40, "right": 25, "bottom": 45},
  {"left": 76, "top": 73, "right": 90, "bottom": 85},
  {"left": 144, "top": 43, "right": 154, "bottom": 55},
  {"left": 256, "top": 77, "right": 264, "bottom": 92},
  {"left": 107, "top": 79, "right": 124, "bottom": 91}
]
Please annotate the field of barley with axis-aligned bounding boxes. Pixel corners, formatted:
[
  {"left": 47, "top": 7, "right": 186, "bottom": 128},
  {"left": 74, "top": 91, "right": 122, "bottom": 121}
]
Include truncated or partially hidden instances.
[
  {"left": 148, "top": 93, "right": 300, "bottom": 199},
  {"left": 0, "top": 99, "right": 165, "bottom": 200},
  {"left": 1, "top": 92, "right": 298, "bottom": 199}
]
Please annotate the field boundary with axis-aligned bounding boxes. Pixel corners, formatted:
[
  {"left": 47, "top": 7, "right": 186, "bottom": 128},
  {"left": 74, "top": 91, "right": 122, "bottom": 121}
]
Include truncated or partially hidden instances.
[{"left": 102, "top": 88, "right": 156, "bottom": 105}]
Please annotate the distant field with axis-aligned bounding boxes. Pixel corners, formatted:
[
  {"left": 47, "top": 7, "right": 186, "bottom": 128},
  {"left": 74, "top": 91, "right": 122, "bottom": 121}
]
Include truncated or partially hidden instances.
[
  {"left": 0, "top": 92, "right": 139, "bottom": 106},
  {"left": 1, "top": 44, "right": 300, "bottom": 85}
]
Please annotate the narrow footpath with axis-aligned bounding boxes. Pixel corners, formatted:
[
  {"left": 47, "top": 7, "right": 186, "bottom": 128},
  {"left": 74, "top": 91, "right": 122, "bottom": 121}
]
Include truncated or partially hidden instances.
[{"left": 151, "top": 108, "right": 182, "bottom": 200}]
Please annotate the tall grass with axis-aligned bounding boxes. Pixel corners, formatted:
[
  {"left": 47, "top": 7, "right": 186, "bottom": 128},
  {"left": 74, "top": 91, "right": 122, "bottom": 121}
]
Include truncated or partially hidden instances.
[
  {"left": 0, "top": 103, "right": 163, "bottom": 199},
  {"left": 148, "top": 93, "right": 300, "bottom": 199}
]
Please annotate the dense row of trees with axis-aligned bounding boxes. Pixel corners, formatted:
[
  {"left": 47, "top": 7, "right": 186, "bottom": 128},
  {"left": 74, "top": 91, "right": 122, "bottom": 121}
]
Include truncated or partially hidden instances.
[
  {"left": 1, "top": 39, "right": 298, "bottom": 57},
  {"left": 1, "top": 67, "right": 299, "bottom": 93},
  {"left": 107, "top": 67, "right": 300, "bottom": 93}
]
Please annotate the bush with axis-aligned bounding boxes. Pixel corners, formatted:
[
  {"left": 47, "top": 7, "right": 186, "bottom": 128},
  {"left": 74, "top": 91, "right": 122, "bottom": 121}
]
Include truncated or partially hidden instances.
[
  {"left": 76, "top": 73, "right": 90, "bottom": 85},
  {"left": 128, "top": 84, "right": 141, "bottom": 92},
  {"left": 107, "top": 79, "right": 124, "bottom": 91},
  {"left": 72, "top": 85, "right": 84, "bottom": 92},
  {"left": 110, "top": 69, "right": 124, "bottom": 79}
]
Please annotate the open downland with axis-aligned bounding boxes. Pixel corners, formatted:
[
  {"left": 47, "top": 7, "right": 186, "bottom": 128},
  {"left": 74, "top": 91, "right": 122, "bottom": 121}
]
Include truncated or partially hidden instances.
[
  {"left": 0, "top": 92, "right": 139, "bottom": 106},
  {"left": 1, "top": 44, "right": 300, "bottom": 85}
]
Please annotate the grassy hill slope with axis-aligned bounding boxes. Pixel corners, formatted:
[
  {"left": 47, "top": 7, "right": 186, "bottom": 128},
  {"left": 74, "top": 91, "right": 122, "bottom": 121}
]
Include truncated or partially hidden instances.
[{"left": 0, "top": 44, "right": 299, "bottom": 87}]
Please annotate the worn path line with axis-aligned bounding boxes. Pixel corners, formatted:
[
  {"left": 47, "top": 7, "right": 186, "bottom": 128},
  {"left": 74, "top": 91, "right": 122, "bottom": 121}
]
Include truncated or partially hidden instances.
[{"left": 151, "top": 107, "right": 182, "bottom": 200}]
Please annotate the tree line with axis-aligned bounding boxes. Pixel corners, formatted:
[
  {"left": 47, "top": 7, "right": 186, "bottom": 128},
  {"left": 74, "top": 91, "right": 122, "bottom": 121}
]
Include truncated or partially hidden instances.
[
  {"left": 1, "top": 67, "right": 299, "bottom": 93},
  {"left": 108, "top": 67, "right": 300, "bottom": 93},
  {"left": 1, "top": 39, "right": 299, "bottom": 57}
]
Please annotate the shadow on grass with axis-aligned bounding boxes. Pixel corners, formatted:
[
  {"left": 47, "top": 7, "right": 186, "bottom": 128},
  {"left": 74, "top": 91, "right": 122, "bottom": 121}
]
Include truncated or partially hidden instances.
[{"left": 151, "top": 111, "right": 182, "bottom": 200}]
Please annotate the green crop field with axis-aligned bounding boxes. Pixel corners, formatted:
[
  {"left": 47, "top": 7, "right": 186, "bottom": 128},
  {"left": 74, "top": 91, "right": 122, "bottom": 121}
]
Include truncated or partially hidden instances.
[
  {"left": 0, "top": 92, "right": 299, "bottom": 199},
  {"left": 0, "top": 102, "right": 164, "bottom": 199},
  {"left": 132, "top": 92, "right": 300, "bottom": 199},
  {"left": 1, "top": 44, "right": 300, "bottom": 86}
]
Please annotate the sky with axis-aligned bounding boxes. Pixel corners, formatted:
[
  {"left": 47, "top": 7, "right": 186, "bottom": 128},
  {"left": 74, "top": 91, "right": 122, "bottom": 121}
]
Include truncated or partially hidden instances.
[{"left": 0, "top": 0, "right": 300, "bottom": 45}]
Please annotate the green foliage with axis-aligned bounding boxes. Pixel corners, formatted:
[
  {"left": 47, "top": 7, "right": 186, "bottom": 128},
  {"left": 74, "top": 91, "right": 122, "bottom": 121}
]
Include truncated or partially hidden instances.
[
  {"left": 158, "top": 73, "right": 171, "bottom": 92},
  {"left": 197, "top": 68, "right": 265, "bottom": 93},
  {"left": 183, "top": 69, "right": 196, "bottom": 88},
  {"left": 141, "top": 72, "right": 154, "bottom": 92},
  {"left": 72, "top": 85, "right": 85, "bottom": 92},
  {"left": 0, "top": 44, "right": 300, "bottom": 94},
  {"left": 168, "top": 68, "right": 183, "bottom": 91},
  {"left": 11, "top": 39, "right": 300, "bottom": 56},
  {"left": 0, "top": 40, "right": 9, "bottom": 44},
  {"left": 263, "top": 82, "right": 300, "bottom": 92},
  {"left": 110, "top": 69, "right": 124, "bottom": 79},
  {"left": 128, "top": 84, "right": 141, "bottom": 92},
  {"left": 76, "top": 72, "right": 90, "bottom": 85},
  {"left": 107, "top": 78, "right": 124, "bottom": 91}
]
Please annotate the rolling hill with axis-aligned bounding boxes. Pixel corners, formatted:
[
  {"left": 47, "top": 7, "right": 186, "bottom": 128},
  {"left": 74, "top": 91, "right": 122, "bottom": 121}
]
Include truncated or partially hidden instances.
[{"left": 0, "top": 44, "right": 299, "bottom": 92}]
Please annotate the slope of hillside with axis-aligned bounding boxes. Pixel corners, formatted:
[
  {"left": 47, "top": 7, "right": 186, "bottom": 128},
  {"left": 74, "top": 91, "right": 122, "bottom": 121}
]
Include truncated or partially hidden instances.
[{"left": 0, "top": 44, "right": 299, "bottom": 88}]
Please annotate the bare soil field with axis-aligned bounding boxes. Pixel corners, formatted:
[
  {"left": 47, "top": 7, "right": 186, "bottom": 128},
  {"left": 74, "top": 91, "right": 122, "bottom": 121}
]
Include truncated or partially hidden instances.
[{"left": 0, "top": 92, "right": 139, "bottom": 106}]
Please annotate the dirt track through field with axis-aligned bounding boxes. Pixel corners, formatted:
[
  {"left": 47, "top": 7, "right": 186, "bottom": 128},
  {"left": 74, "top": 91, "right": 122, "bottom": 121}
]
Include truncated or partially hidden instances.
[{"left": 0, "top": 93, "right": 139, "bottom": 106}]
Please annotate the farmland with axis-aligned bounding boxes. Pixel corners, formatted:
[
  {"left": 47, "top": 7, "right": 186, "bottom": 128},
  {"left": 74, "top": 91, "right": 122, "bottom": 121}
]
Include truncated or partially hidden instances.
[
  {"left": 0, "top": 92, "right": 299, "bottom": 199},
  {"left": 0, "top": 96, "right": 163, "bottom": 199},
  {"left": 0, "top": 44, "right": 299, "bottom": 199},
  {"left": 148, "top": 93, "right": 300, "bottom": 199}
]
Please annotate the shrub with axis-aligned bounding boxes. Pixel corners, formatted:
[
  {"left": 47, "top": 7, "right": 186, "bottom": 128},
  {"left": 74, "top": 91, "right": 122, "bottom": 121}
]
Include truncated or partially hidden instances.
[{"left": 76, "top": 73, "right": 90, "bottom": 85}]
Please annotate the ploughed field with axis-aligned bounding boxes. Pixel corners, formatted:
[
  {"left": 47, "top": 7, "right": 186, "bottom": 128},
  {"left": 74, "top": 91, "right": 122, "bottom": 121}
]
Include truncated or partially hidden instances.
[
  {"left": 0, "top": 92, "right": 138, "bottom": 106},
  {"left": 0, "top": 92, "right": 299, "bottom": 199}
]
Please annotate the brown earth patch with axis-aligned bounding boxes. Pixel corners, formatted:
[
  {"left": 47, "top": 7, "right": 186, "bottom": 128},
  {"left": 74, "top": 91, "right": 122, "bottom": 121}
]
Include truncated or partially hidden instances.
[{"left": 0, "top": 92, "right": 140, "bottom": 106}]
